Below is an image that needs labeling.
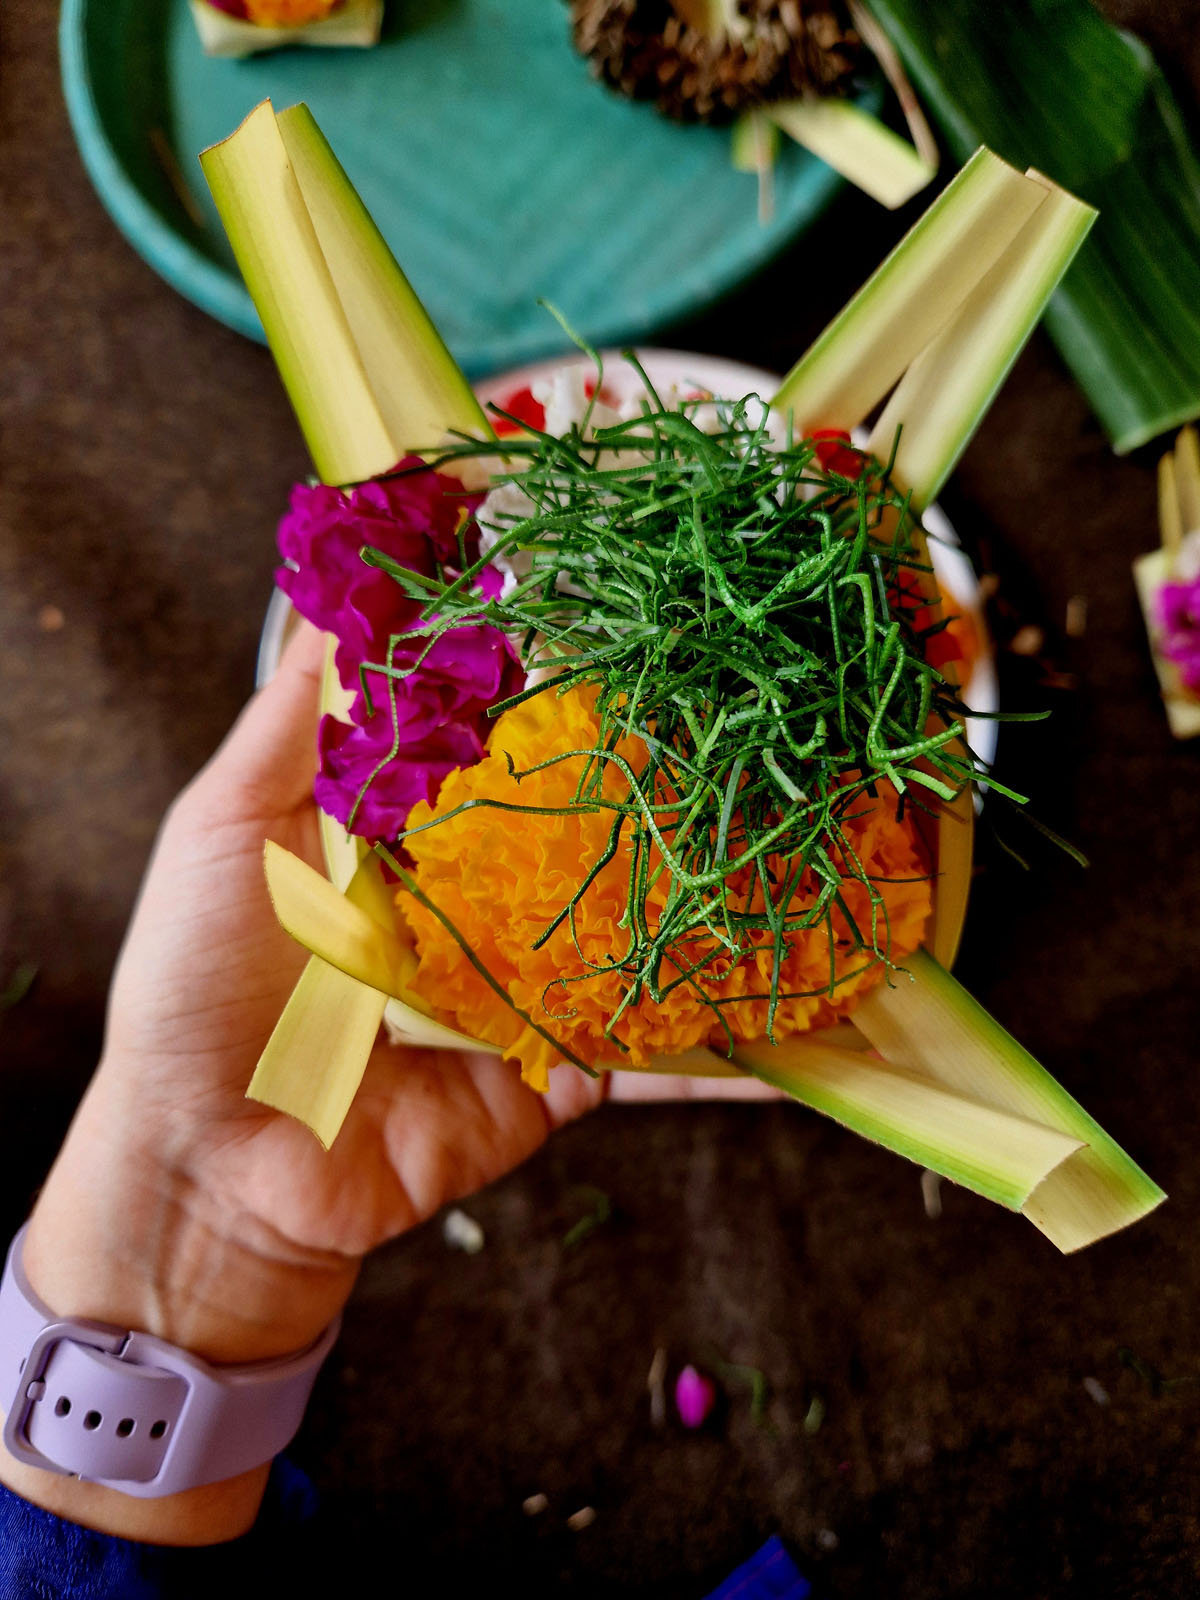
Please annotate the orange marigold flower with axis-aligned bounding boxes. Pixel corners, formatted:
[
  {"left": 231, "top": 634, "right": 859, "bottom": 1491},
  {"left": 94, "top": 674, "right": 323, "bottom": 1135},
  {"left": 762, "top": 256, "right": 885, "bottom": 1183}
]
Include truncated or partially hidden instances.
[
  {"left": 400, "top": 687, "right": 932, "bottom": 1092},
  {"left": 242, "top": 0, "right": 342, "bottom": 24}
]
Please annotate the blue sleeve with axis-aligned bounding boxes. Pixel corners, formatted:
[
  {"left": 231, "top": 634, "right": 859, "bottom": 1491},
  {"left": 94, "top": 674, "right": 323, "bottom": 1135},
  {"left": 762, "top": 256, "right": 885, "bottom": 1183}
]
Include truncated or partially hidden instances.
[
  {"left": 705, "top": 1535, "right": 813, "bottom": 1599},
  {"left": 0, "top": 1456, "right": 318, "bottom": 1600}
]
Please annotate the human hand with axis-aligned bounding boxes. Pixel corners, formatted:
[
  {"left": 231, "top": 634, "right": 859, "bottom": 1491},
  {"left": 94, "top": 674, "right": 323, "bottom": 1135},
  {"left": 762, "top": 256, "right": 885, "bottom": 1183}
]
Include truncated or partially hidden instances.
[{"left": 5, "top": 621, "right": 775, "bottom": 1542}]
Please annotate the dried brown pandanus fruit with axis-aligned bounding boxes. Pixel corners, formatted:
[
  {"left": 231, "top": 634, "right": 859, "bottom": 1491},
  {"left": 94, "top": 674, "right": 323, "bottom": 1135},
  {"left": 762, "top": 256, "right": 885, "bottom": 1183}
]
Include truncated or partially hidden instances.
[{"left": 568, "top": 0, "right": 863, "bottom": 123}]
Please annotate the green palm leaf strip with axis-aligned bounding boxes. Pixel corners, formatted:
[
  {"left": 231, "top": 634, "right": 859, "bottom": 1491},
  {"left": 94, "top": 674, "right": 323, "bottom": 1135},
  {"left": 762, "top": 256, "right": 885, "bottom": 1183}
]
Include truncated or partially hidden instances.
[
  {"left": 204, "top": 101, "right": 493, "bottom": 1139},
  {"left": 852, "top": 950, "right": 1165, "bottom": 1251},
  {"left": 863, "top": 0, "right": 1200, "bottom": 453},
  {"left": 200, "top": 100, "right": 487, "bottom": 483},
  {"left": 734, "top": 1033, "right": 1083, "bottom": 1210},
  {"left": 772, "top": 146, "right": 1095, "bottom": 509}
]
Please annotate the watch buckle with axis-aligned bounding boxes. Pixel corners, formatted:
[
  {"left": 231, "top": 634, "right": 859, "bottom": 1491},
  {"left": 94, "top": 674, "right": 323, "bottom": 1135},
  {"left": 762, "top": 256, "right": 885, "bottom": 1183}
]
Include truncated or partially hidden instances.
[{"left": 3, "top": 1319, "right": 127, "bottom": 1477}]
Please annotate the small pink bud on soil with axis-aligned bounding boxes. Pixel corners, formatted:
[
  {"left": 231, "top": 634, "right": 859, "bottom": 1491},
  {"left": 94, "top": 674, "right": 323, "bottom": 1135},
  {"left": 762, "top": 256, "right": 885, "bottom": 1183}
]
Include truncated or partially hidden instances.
[{"left": 674, "top": 1364, "right": 716, "bottom": 1429}]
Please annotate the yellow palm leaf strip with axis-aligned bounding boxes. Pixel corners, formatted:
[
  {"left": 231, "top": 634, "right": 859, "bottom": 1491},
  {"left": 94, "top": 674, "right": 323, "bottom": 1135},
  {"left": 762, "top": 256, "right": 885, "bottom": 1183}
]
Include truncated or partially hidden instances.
[{"left": 247, "top": 955, "right": 387, "bottom": 1151}]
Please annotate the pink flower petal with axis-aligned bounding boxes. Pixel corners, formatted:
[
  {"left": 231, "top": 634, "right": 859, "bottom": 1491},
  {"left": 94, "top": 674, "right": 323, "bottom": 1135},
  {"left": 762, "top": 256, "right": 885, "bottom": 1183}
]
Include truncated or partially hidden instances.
[
  {"left": 674, "top": 1365, "right": 717, "bottom": 1429},
  {"left": 276, "top": 460, "right": 522, "bottom": 841},
  {"left": 1157, "top": 574, "right": 1200, "bottom": 692}
]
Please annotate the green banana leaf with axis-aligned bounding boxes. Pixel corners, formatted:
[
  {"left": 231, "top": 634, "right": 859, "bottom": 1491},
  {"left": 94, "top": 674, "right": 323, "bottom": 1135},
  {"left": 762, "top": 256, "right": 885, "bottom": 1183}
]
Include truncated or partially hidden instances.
[{"left": 866, "top": 0, "right": 1200, "bottom": 453}]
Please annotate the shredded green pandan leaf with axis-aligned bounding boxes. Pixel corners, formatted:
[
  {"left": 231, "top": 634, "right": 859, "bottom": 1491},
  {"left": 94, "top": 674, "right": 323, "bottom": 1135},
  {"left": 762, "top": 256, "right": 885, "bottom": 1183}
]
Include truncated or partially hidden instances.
[{"left": 352, "top": 374, "right": 993, "bottom": 1044}]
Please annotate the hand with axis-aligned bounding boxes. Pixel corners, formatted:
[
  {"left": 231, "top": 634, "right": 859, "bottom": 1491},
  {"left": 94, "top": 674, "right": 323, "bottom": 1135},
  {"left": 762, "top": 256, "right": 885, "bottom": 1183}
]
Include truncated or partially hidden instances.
[{"left": 3, "top": 621, "right": 776, "bottom": 1543}]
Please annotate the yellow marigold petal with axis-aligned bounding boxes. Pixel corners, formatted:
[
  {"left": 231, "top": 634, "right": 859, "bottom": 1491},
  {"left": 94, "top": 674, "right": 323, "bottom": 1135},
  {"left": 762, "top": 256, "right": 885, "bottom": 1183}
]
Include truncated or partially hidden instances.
[
  {"left": 243, "top": 0, "right": 341, "bottom": 22},
  {"left": 509, "top": 1026, "right": 557, "bottom": 1094},
  {"left": 399, "top": 687, "right": 933, "bottom": 1090}
]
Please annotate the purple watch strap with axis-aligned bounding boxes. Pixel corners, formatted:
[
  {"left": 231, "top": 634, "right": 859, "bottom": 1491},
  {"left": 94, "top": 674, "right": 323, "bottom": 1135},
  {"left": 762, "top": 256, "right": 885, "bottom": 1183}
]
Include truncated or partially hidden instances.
[{"left": 0, "top": 1227, "right": 339, "bottom": 1497}]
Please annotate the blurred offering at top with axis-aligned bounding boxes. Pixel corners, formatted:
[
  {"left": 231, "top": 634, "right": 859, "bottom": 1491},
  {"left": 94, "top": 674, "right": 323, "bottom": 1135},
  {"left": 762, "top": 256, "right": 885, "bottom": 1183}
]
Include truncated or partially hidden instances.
[
  {"left": 571, "top": 0, "right": 939, "bottom": 209},
  {"left": 60, "top": 0, "right": 875, "bottom": 367},
  {"left": 571, "top": 0, "right": 863, "bottom": 113},
  {"left": 190, "top": 0, "right": 382, "bottom": 56}
]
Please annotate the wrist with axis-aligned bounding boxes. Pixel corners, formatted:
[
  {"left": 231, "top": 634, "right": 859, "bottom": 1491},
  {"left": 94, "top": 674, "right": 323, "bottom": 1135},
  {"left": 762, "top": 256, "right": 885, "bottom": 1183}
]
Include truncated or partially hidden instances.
[
  {"left": 22, "top": 1176, "right": 350, "bottom": 1371},
  {"left": 0, "top": 1068, "right": 356, "bottom": 1544},
  {"left": 21, "top": 1067, "right": 358, "bottom": 1367},
  {"left": 0, "top": 1448, "right": 273, "bottom": 1546}
]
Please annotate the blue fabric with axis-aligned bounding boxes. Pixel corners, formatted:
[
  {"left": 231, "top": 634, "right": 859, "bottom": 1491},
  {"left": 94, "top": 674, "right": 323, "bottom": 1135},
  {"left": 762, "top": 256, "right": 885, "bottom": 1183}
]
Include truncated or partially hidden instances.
[
  {"left": 0, "top": 1466, "right": 805, "bottom": 1600},
  {"left": 705, "top": 1535, "right": 813, "bottom": 1600},
  {"left": 0, "top": 1456, "right": 317, "bottom": 1599}
]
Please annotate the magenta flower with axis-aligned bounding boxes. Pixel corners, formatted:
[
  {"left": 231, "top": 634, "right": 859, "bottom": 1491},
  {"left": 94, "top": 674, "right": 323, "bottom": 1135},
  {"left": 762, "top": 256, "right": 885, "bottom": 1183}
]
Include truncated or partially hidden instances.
[
  {"left": 276, "top": 460, "right": 521, "bottom": 840},
  {"left": 315, "top": 627, "right": 523, "bottom": 838},
  {"left": 277, "top": 462, "right": 480, "bottom": 689},
  {"left": 674, "top": 1365, "right": 717, "bottom": 1429},
  {"left": 1157, "top": 574, "right": 1200, "bottom": 692}
]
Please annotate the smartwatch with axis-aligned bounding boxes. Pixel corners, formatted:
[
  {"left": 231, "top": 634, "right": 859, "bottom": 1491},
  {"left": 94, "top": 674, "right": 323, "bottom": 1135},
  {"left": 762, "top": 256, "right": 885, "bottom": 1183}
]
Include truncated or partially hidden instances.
[{"left": 0, "top": 1227, "right": 339, "bottom": 1497}]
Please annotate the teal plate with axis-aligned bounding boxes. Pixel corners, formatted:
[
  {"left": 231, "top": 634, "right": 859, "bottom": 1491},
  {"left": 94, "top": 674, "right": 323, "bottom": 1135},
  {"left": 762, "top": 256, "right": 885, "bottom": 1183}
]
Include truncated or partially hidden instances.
[{"left": 60, "top": 0, "right": 869, "bottom": 375}]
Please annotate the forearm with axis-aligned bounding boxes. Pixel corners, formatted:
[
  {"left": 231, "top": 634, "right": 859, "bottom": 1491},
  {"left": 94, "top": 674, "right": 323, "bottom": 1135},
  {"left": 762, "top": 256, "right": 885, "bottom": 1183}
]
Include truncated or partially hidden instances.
[{"left": 0, "top": 1063, "right": 356, "bottom": 1546}]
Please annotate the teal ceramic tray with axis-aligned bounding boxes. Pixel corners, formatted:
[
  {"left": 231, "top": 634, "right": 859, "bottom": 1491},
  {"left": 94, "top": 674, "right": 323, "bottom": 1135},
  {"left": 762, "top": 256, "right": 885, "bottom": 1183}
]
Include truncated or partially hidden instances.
[{"left": 60, "top": 0, "right": 870, "bottom": 375}]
